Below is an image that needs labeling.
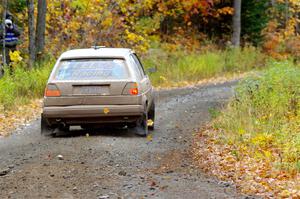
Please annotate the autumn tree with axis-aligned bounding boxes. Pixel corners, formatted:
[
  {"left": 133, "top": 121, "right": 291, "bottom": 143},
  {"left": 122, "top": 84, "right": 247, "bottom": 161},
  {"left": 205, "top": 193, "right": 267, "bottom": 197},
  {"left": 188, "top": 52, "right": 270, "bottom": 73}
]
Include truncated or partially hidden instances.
[
  {"left": 241, "top": 0, "right": 269, "bottom": 45},
  {"left": 3, "top": 0, "right": 299, "bottom": 63}
]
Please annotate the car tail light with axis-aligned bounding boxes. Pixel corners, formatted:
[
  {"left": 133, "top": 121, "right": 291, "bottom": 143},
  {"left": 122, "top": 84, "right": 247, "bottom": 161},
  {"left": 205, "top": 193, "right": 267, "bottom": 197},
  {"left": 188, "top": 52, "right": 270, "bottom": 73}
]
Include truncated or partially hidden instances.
[
  {"left": 122, "top": 82, "right": 139, "bottom": 95},
  {"left": 45, "top": 84, "right": 61, "bottom": 97}
]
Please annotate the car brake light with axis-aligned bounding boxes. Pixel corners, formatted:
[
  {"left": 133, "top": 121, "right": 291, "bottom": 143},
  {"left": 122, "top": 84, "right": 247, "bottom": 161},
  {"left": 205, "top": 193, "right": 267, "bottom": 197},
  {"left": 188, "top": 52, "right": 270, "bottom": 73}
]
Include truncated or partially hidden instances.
[
  {"left": 45, "top": 84, "right": 61, "bottom": 97},
  {"left": 123, "top": 82, "right": 139, "bottom": 95},
  {"left": 130, "top": 87, "right": 139, "bottom": 95}
]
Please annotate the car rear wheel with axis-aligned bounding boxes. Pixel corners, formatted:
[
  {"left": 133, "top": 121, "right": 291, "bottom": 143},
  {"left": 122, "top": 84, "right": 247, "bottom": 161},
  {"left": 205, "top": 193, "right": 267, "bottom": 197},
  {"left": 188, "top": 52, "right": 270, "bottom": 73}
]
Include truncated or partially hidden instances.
[
  {"left": 148, "top": 102, "right": 155, "bottom": 130},
  {"left": 41, "top": 115, "right": 55, "bottom": 137},
  {"left": 134, "top": 112, "right": 148, "bottom": 137}
]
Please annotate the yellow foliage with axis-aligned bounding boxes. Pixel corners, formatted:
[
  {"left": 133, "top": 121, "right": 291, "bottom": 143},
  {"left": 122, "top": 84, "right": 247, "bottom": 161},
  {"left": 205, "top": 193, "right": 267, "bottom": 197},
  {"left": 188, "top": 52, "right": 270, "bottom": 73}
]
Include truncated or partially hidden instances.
[
  {"left": 263, "top": 0, "right": 300, "bottom": 59},
  {"left": 9, "top": 51, "right": 23, "bottom": 66},
  {"left": 251, "top": 134, "right": 274, "bottom": 148},
  {"left": 217, "top": 7, "right": 234, "bottom": 16}
]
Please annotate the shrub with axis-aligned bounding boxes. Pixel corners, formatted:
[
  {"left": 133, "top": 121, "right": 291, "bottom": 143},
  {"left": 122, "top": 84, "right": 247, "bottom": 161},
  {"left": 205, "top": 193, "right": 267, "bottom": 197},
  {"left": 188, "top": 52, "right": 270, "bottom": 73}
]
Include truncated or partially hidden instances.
[{"left": 215, "top": 61, "right": 300, "bottom": 172}]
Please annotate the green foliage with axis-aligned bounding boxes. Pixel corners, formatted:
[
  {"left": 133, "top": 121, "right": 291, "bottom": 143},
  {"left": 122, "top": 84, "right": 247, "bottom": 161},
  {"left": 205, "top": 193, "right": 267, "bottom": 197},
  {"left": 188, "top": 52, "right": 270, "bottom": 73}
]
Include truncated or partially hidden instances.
[
  {"left": 0, "top": 58, "right": 54, "bottom": 110},
  {"left": 215, "top": 62, "right": 300, "bottom": 172},
  {"left": 142, "top": 46, "right": 266, "bottom": 87},
  {"left": 209, "top": 107, "right": 221, "bottom": 120},
  {"left": 0, "top": 46, "right": 266, "bottom": 110},
  {"left": 135, "top": 16, "right": 162, "bottom": 35},
  {"left": 5, "top": 0, "right": 299, "bottom": 57},
  {"left": 241, "top": 0, "right": 269, "bottom": 45},
  {"left": 70, "top": 0, "right": 89, "bottom": 11},
  {"left": 8, "top": 0, "right": 27, "bottom": 13}
]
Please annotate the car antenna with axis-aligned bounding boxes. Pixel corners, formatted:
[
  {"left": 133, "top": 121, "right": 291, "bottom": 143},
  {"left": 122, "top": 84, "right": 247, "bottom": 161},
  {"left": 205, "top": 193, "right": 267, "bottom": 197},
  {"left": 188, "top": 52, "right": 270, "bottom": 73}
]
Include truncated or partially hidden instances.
[{"left": 91, "top": 45, "right": 106, "bottom": 50}]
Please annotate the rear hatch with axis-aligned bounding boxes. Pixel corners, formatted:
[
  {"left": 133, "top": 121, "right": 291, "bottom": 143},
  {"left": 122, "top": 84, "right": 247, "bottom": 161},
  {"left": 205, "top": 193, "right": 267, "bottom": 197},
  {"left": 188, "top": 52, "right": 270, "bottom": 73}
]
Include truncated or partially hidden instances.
[{"left": 45, "top": 58, "right": 140, "bottom": 106}]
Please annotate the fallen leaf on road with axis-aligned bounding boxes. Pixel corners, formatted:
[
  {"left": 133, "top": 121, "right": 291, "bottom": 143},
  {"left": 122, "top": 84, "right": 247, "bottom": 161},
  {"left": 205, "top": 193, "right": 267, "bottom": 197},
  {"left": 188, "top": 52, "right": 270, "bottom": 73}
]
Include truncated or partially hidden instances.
[
  {"left": 147, "top": 134, "right": 153, "bottom": 142},
  {"left": 150, "top": 181, "right": 156, "bottom": 187},
  {"left": 147, "top": 119, "right": 154, "bottom": 127},
  {"left": 0, "top": 99, "right": 42, "bottom": 137},
  {"left": 193, "top": 126, "right": 300, "bottom": 198},
  {"left": 162, "top": 176, "right": 172, "bottom": 180}
]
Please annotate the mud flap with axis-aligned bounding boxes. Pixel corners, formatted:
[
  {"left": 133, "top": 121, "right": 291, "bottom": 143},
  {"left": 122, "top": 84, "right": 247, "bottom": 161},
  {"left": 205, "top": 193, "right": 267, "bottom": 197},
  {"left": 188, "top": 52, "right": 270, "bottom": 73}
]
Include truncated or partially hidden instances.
[
  {"left": 41, "top": 115, "right": 54, "bottom": 136},
  {"left": 148, "top": 102, "right": 155, "bottom": 130},
  {"left": 134, "top": 112, "right": 148, "bottom": 137}
]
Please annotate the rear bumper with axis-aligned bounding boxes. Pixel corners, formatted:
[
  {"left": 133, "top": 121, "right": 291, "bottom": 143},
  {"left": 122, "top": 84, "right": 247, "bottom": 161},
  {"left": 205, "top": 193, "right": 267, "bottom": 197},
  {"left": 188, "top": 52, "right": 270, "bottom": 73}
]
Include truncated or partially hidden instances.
[{"left": 43, "top": 105, "right": 144, "bottom": 118}]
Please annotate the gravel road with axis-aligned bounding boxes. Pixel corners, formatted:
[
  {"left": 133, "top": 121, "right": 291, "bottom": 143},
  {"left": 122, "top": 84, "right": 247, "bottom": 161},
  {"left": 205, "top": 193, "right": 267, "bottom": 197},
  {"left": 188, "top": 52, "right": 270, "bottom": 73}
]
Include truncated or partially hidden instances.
[{"left": 0, "top": 81, "right": 243, "bottom": 199}]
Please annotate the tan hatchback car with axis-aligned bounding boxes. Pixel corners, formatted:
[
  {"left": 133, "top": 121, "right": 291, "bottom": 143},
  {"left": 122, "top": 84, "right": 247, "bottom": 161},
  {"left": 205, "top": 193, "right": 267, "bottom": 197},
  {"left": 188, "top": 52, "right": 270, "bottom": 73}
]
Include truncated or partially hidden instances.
[{"left": 41, "top": 47, "right": 155, "bottom": 136}]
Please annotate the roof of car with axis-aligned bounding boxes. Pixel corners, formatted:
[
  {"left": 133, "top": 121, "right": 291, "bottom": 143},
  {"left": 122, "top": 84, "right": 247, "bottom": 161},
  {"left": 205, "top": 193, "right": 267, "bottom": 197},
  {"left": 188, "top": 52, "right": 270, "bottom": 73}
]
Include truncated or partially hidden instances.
[{"left": 60, "top": 48, "right": 133, "bottom": 59}]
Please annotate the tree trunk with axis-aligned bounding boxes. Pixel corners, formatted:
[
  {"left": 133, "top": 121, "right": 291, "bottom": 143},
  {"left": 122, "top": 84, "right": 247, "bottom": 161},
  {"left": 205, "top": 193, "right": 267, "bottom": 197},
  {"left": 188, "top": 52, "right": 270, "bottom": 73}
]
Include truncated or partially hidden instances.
[
  {"left": 232, "top": 0, "right": 242, "bottom": 47},
  {"left": 27, "top": 0, "right": 35, "bottom": 68},
  {"left": 2, "top": 0, "right": 7, "bottom": 69},
  {"left": 36, "top": 0, "right": 47, "bottom": 57}
]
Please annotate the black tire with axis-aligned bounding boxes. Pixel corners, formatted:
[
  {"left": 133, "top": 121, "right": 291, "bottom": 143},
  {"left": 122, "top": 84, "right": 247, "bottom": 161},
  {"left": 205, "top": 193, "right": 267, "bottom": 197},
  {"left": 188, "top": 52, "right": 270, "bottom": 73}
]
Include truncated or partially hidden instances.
[
  {"left": 134, "top": 112, "right": 148, "bottom": 137},
  {"left": 148, "top": 101, "right": 155, "bottom": 130},
  {"left": 41, "top": 115, "right": 55, "bottom": 137}
]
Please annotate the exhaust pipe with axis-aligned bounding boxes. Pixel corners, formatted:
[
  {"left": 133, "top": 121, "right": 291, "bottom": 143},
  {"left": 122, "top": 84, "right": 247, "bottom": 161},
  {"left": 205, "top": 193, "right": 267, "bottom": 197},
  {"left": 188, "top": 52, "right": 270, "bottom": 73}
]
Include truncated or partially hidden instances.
[{"left": 56, "top": 119, "right": 66, "bottom": 128}]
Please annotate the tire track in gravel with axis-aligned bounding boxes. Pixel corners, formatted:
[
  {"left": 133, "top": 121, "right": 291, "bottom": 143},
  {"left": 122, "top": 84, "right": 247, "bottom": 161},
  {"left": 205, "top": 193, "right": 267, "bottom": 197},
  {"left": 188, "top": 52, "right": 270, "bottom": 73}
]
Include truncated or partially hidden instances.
[{"left": 0, "top": 81, "right": 246, "bottom": 199}]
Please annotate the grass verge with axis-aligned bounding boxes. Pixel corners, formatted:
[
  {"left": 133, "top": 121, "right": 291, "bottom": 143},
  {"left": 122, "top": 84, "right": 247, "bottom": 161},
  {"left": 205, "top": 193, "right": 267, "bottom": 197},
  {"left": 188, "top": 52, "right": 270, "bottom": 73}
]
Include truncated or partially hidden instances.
[
  {"left": 0, "top": 46, "right": 266, "bottom": 111},
  {"left": 143, "top": 46, "right": 266, "bottom": 88},
  {"left": 0, "top": 57, "right": 54, "bottom": 110},
  {"left": 193, "top": 61, "right": 300, "bottom": 197}
]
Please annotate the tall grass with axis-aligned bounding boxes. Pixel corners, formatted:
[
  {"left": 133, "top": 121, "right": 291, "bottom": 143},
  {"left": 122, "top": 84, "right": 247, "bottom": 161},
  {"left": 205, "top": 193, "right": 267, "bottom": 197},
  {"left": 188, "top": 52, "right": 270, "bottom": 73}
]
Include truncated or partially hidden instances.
[
  {"left": 0, "top": 46, "right": 266, "bottom": 110},
  {"left": 0, "top": 58, "right": 54, "bottom": 110},
  {"left": 142, "top": 46, "right": 266, "bottom": 87},
  {"left": 214, "top": 61, "right": 300, "bottom": 172}
]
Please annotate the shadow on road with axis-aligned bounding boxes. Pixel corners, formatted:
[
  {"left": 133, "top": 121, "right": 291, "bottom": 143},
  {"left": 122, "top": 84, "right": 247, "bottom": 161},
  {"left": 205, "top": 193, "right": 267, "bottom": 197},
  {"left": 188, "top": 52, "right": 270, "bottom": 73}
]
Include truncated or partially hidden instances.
[{"left": 53, "top": 126, "right": 142, "bottom": 138}]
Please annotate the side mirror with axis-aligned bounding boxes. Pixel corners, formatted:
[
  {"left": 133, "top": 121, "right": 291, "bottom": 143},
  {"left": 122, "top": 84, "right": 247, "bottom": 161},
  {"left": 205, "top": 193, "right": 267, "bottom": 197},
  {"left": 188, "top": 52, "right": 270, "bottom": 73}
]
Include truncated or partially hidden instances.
[{"left": 147, "top": 67, "right": 157, "bottom": 73}]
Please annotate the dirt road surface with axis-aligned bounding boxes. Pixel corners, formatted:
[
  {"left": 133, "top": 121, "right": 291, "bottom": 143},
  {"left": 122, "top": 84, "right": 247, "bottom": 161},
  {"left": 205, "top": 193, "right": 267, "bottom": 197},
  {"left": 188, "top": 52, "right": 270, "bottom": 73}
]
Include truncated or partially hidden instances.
[{"left": 0, "top": 82, "right": 245, "bottom": 199}]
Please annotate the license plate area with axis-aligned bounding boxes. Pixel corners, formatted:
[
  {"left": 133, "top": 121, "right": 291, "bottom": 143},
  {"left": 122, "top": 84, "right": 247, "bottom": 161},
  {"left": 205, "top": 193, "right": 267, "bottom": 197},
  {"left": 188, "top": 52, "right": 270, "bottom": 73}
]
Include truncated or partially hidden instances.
[{"left": 73, "top": 85, "right": 110, "bottom": 96}]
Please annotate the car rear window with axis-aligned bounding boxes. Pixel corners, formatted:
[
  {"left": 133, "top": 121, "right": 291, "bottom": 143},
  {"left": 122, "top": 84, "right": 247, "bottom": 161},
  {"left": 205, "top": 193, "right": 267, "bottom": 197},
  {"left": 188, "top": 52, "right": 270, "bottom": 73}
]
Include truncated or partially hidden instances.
[{"left": 54, "top": 59, "right": 129, "bottom": 81}]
